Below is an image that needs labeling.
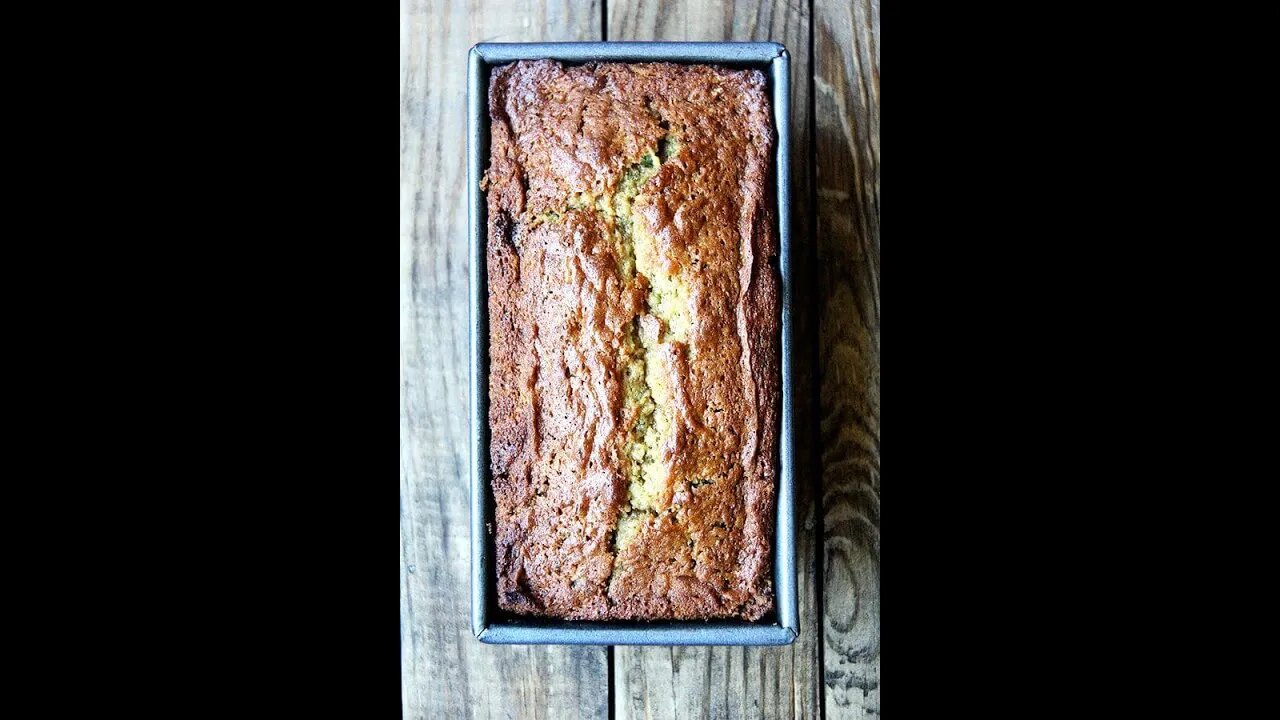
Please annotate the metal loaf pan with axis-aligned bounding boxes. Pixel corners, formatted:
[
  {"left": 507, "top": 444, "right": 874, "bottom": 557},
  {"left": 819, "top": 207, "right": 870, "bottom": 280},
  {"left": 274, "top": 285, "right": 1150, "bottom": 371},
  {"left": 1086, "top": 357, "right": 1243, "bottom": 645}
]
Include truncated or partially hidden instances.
[{"left": 468, "top": 42, "right": 795, "bottom": 645}]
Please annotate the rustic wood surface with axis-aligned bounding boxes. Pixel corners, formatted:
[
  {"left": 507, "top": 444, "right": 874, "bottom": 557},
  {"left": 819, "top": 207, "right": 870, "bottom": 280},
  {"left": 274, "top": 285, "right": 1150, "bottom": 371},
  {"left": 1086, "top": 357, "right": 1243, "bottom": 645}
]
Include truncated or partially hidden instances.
[
  {"left": 399, "top": 0, "right": 879, "bottom": 715},
  {"left": 815, "top": 0, "right": 879, "bottom": 716}
]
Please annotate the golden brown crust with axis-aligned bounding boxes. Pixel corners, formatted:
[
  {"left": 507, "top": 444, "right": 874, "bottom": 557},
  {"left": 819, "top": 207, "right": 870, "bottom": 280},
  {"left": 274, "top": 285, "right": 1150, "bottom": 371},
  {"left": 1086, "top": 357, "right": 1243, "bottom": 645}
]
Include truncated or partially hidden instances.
[{"left": 486, "top": 60, "right": 778, "bottom": 621}]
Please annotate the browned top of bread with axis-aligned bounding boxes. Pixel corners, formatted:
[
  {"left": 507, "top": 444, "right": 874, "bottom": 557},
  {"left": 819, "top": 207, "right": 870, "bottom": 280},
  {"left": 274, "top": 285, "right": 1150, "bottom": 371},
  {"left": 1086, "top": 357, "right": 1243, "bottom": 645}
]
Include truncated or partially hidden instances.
[{"left": 484, "top": 60, "right": 778, "bottom": 621}]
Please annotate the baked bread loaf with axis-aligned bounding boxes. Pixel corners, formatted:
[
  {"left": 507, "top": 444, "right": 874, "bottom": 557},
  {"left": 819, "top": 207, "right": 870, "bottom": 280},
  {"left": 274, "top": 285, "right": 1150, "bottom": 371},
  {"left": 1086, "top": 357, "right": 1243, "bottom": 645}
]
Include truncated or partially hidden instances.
[{"left": 484, "top": 60, "right": 778, "bottom": 621}]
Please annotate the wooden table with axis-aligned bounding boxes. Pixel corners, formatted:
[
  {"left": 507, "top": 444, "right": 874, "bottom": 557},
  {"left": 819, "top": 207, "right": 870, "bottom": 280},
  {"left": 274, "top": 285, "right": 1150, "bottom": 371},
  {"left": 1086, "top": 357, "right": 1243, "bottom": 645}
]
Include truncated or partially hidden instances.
[{"left": 400, "top": 0, "right": 879, "bottom": 716}]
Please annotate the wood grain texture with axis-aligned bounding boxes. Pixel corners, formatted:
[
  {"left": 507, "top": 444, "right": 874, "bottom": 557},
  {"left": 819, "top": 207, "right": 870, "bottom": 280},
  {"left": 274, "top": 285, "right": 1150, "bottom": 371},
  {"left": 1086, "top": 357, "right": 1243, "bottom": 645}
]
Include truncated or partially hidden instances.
[
  {"left": 814, "top": 0, "right": 880, "bottom": 717},
  {"left": 401, "top": 1, "right": 880, "bottom": 716},
  {"left": 609, "top": 1, "right": 822, "bottom": 717},
  {"left": 610, "top": 0, "right": 809, "bottom": 43},
  {"left": 399, "top": 0, "right": 606, "bottom": 717}
]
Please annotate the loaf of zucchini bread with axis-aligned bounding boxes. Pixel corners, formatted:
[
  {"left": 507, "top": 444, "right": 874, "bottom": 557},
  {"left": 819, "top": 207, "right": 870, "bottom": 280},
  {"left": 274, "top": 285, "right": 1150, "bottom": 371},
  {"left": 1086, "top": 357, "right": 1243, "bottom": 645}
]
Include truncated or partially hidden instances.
[{"left": 484, "top": 60, "right": 778, "bottom": 620}]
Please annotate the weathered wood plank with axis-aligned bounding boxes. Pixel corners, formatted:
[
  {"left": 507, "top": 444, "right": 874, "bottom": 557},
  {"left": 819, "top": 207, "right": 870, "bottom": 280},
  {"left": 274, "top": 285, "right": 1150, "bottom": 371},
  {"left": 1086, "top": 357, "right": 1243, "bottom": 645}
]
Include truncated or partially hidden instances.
[
  {"left": 399, "top": 0, "right": 607, "bottom": 717},
  {"left": 610, "top": 1, "right": 821, "bottom": 717},
  {"left": 814, "top": 0, "right": 880, "bottom": 716}
]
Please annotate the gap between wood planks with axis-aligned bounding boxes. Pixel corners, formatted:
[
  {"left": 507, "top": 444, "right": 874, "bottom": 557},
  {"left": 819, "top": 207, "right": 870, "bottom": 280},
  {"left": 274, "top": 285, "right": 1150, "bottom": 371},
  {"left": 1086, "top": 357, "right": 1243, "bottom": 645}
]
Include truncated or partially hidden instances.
[{"left": 808, "top": 0, "right": 824, "bottom": 715}]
